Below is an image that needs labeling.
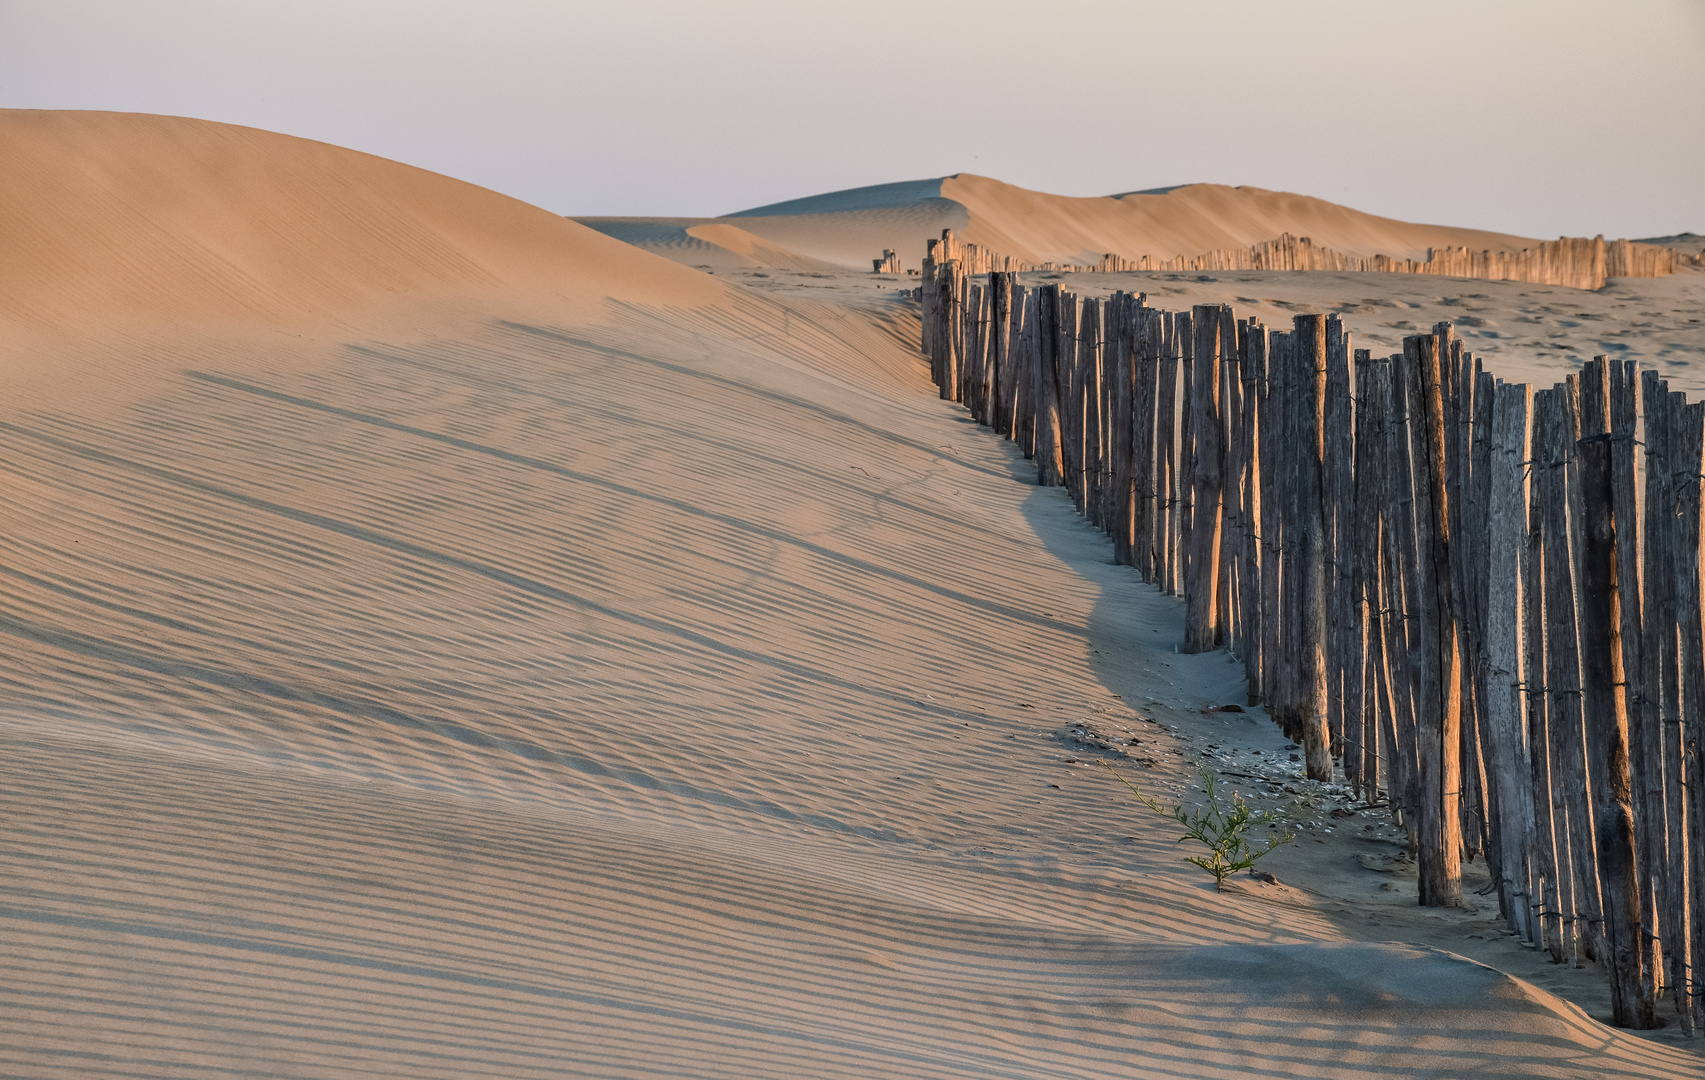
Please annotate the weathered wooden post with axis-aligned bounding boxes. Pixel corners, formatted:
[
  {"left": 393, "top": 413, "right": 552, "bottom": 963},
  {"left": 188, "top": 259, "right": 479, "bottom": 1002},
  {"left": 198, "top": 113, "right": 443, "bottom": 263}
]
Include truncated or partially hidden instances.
[
  {"left": 1110, "top": 293, "right": 1135, "bottom": 563},
  {"left": 1672, "top": 402, "right": 1705, "bottom": 1032},
  {"left": 937, "top": 262, "right": 960, "bottom": 400},
  {"left": 1242, "top": 320, "right": 1264, "bottom": 703},
  {"left": 1486, "top": 381, "right": 1536, "bottom": 942},
  {"left": 1256, "top": 323, "right": 1281, "bottom": 704},
  {"left": 1407, "top": 333, "right": 1464, "bottom": 907},
  {"left": 1132, "top": 304, "right": 1158, "bottom": 582},
  {"left": 1016, "top": 288, "right": 1038, "bottom": 458},
  {"left": 1386, "top": 352, "right": 1423, "bottom": 843},
  {"left": 1033, "top": 285, "right": 1065, "bottom": 486},
  {"left": 978, "top": 280, "right": 996, "bottom": 424},
  {"left": 1271, "top": 331, "right": 1300, "bottom": 732},
  {"left": 1325, "top": 317, "right": 1355, "bottom": 759},
  {"left": 1111, "top": 304, "right": 1127, "bottom": 530},
  {"left": 1011, "top": 285, "right": 1026, "bottom": 441},
  {"left": 1184, "top": 306, "right": 1225, "bottom": 653},
  {"left": 1534, "top": 389, "right": 1580, "bottom": 960},
  {"left": 1220, "top": 308, "right": 1243, "bottom": 655},
  {"left": 954, "top": 266, "right": 969, "bottom": 403},
  {"left": 964, "top": 283, "right": 984, "bottom": 418},
  {"left": 1465, "top": 365, "right": 1498, "bottom": 866},
  {"left": 1610, "top": 359, "right": 1662, "bottom": 1008},
  {"left": 1061, "top": 292, "right": 1085, "bottom": 503},
  {"left": 1577, "top": 375, "right": 1657, "bottom": 1026},
  {"left": 1081, "top": 298, "right": 1104, "bottom": 523},
  {"left": 1437, "top": 328, "right": 1478, "bottom": 864},
  {"left": 990, "top": 273, "right": 1012, "bottom": 437},
  {"left": 1541, "top": 383, "right": 1600, "bottom": 962},
  {"left": 1567, "top": 373, "right": 1610, "bottom": 964},
  {"left": 1101, "top": 297, "right": 1121, "bottom": 532},
  {"left": 1348, "top": 351, "right": 1380, "bottom": 797},
  {"left": 1296, "top": 316, "right": 1333, "bottom": 780},
  {"left": 1178, "top": 310, "right": 1196, "bottom": 591},
  {"left": 1157, "top": 313, "right": 1180, "bottom": 594},
  {"left": 1525, "top": 387, "right": 1564, "bottom": 959},
  {"left": 1643, "top": 374, "right": 1693, "bottom": 1028},
  {"left": 921, "top": 246, "right": 937, "bottom": 358}
]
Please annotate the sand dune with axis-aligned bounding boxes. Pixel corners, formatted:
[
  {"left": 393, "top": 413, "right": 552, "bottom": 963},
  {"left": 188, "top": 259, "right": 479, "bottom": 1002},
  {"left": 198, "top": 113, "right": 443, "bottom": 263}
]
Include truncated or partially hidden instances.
[
  {"left": 1639, "top": 232, "right": 1705, "bottom": 258},
  {"left": 0, "top": 111, "right": 1697, "bottom": 1076},
  {"left": 0, "top": 110, "right": 718, "bottom": 333},
  {"left": 576, "top": 217, "right": 842, "bottom": 271},
  {"left": 0, "top": 109, "right": 718, "bottom": 408},
  {"left": 585, "top": 173, "right": 1542, "bottom": 273},
  {"left": 934, "top": 173, "right": 1538, "bottom": 266}
]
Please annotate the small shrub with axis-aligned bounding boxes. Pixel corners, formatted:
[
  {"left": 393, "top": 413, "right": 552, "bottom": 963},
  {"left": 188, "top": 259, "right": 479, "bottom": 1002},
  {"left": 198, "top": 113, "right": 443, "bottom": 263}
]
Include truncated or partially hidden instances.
[{"left": 1102, "top": 763, "right": 1294, "bottom": 892}]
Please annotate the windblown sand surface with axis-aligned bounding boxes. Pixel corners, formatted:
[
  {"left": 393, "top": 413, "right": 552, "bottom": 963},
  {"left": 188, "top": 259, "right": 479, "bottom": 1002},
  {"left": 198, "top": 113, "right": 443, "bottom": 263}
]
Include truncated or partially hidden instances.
[
  {"left": 571, "top": 217, "right": 843, "bottom": 272},
  {"left": 580, "top": 174, "right": 1545, "bottom": 272},
  {"left": 2, "top": 111, "right": 1700, "bottom": 1077}
]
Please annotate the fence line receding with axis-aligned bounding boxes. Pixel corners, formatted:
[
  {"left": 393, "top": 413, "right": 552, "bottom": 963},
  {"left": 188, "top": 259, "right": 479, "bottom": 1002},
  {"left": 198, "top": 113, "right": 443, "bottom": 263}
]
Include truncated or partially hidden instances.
[{"left": 919, "top": 247, "right": 1705, "bottom": 1034}]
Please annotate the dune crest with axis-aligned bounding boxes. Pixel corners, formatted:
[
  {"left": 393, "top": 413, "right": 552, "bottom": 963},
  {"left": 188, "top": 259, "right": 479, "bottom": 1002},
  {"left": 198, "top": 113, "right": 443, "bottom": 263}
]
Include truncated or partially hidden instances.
[
  {"left": 940, "top": 173, "right": 1537, "bottom": 265},
  {"left": 0, "top": 110, "right": 720, "bottom": 340},
  {"left": 585, "top": 173, "right": 1551, "bottom": 273}
]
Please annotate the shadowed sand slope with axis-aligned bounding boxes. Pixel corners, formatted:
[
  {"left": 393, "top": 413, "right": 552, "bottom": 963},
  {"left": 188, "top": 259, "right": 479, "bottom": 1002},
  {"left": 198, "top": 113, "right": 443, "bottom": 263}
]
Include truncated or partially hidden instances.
[
  {"left": 575, "top": 217, "right": 844, "bottom": 271},
  {"left": 587, "top": 174, "right": 1538, "bottom": 272},
  {"left": 0, "top": 113, "right": 1695, "bottom": 1077}
]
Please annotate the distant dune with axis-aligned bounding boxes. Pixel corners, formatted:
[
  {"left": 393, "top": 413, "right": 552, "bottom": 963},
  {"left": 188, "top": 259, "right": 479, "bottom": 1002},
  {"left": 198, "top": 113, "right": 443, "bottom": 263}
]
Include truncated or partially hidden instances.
[
  {"left": 580, "top": 173, "right": 1541, "bottom": 272},
  {"left": 571, "top": 217, "right": 842, "bottom": 271},
  {"left": 1638, "top": 232, "right": 1705, "bottom": 257}
]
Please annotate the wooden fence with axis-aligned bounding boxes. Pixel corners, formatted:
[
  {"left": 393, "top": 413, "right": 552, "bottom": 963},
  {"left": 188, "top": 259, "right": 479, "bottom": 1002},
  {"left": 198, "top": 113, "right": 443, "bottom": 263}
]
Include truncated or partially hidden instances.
[
  {"left": 919, "top": 229, "right": 1694, "bottom": 290},
  {"left": 920, "top": 260, "right": 1705, "bottom": 1033}
]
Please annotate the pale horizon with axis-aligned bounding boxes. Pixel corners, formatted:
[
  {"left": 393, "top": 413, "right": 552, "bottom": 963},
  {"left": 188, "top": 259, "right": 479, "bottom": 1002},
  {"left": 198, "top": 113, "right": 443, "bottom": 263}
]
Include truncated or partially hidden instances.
[{"left": 3, "top": 1, "right": 1701, "bottom": 240}]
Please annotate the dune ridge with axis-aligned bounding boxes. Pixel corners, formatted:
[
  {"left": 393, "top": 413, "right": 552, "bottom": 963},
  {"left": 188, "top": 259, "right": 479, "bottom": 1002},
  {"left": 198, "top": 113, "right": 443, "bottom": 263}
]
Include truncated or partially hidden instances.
[
  {"left": 582, "top": 173, "right": 1545, "bottom": 273},
  {"left": 592, "top": 174, "right": 1692, "bottom": 289},
  {"left": 0, "top": 109, "right": 722, "bottom": 332},
  {"left": 0, "top": 111, "right": 1697, "bottom": 1076}
]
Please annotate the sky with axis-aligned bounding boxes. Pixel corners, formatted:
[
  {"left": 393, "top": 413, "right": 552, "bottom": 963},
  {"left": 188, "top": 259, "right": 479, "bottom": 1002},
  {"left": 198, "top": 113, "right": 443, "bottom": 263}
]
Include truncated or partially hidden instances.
[{"left": 2, "top": 1, "right": 1700, "bottom": 239}]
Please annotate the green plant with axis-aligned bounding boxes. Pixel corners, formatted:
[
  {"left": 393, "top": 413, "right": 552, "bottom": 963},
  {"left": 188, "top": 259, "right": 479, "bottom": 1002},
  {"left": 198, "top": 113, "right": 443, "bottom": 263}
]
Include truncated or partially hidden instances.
[{"left": 1102, "top": 763, "right": 1294, "bottom": 892}]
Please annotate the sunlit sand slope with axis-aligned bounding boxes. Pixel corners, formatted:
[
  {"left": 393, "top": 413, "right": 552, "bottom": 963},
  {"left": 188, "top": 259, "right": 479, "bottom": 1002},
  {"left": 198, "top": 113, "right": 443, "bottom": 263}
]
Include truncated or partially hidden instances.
[
  {"left": 938, "top": 173, "right": 1537, "bottom": 265},
  {"left": 0, "top": 112, "right": 1693, "bottom": 1078},
  {"left": 0, "top": 108, "right": 719, "bottom": 407}
]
